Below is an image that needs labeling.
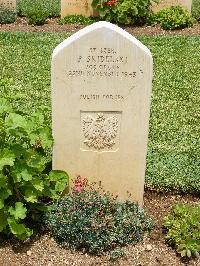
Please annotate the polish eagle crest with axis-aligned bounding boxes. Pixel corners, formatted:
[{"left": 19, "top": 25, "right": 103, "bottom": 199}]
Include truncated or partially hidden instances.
[{"left": 82, "top": 113, "right": 119, "bottom": 150}]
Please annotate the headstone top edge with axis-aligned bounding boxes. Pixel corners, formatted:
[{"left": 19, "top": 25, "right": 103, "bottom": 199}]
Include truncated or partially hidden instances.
[{"left": 52, "top": 21, "right": 152, "bottom": 60}]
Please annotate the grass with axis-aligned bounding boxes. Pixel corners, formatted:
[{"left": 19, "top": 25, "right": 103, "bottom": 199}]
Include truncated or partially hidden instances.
[{"left": 0, "top": 32, "right": 199, "bottom": 194}]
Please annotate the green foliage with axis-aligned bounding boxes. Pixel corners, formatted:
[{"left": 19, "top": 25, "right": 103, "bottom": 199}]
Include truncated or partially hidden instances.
[
  {"left": 59, "top": 15, "right": 96, "bottom": 25},
  {"left": 115, "top": 0, "right": 138, "bottom": 25},
  {"left": 17, "top": 0, "right": 60, "bottom": 18},
  {"left": 148, "top": 6, "right": 194, "bottom": 30},
  {"left": 163, "top": 204, "right": 200, "bottom": 258},
  {"left": 26, "top": 9, "right": 48, "bottom": 26},
  {"left": 92, "top": 0, "right": 118, "bottom": 22},
  {"left": 45, "top": 177, "right": 153, "bottom": 255},
  {"left": 0, "top": 98, "right": 69, "bottom": 240},
  {"left": 110, "top": 248, "right": 125, "bottom": 260},
  {"left": 0, "top": 8, "right": 16, "bottom": 24},
  {"left": 192, "top": 0, "right": 200, "bottom": 21},
  {"left": 92, "top": 0, "right": 158, "bottom": 25},
  {"left": 0, "top": 33, "right": 199, "bottom": 194}
]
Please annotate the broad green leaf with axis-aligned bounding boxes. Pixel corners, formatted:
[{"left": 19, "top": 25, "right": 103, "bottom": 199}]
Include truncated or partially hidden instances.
[
  {"left": 0, "top": 174, "right": 7, "bottom": 188},
  {"left": 0, "top": 187, "right": 12, "bottom": 200},
  {"left": 0, "top": 199, "right": 4, "bottom": 209},
  {"left": 12, "top": 144, "right": 27, "bottom": 159},
  {"left": 0, "top": 98, "right": 13, "bottom": 114},
  {"left": 32, "top": 177, "right": 44, "bottom": 192},
  {"left": 0, "top": 210, "right": 7, "bottom": 232},
  {"left": 30, "top": 113, "right": 44, "bottom": 128},
  {"left": 8, "top": 202, "right": 27, "bottom": 220},
  {"left": 0, "top": 148, "right": 15, "bottom": 170},
  {"left": 26, "top": 151, "right": 46, "bottom": 172},
  {"left": 49, "top": 170, "right": 69, "bottom": 192},
  {"left": 7, "top": 217, "right": 33, "bottom": 240},
  {"left": 12, "top": 166, "right": 33, "bottom": 183},
  {"left": 29, "top": 128, "right": 52, "bottom": 150},
  {"left": 5, "top": 113, "right": 28, "bottom": 130},
  {"left": 24, "top": 188, "right": 38, "bottom": 203}
]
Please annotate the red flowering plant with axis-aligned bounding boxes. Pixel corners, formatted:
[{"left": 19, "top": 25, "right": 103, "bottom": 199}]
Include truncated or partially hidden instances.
[
  {"left": 92, "top": 0, "right": 159, "bottom": 25},
  {"left": 92, "top": 0, "right": 118, "bottom": 22},
  {"left": 74, "top": 175, "right": 88, "bottom": 193}
]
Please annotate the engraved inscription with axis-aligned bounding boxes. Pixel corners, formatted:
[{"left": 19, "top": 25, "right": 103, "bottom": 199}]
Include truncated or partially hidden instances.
[
  {"left": 0, "top": 0, "right": 16, "bottom": 10},
  {"left": 82, "top": 113, "right": 119, "bottom": 150},
  {"left": 80, "top": 94, "right": 124, "bottom": 101},
  {"left": 67, "top": 47, "right": 137, "bottom": 79},
  {"left": 65, "top": 0, "right": 87, "bottom": 7}
]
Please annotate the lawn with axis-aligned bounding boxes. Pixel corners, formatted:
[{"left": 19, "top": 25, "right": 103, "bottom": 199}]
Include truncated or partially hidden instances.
[{"left": 0, "top": 32, "right": 199, "bottom": 194}]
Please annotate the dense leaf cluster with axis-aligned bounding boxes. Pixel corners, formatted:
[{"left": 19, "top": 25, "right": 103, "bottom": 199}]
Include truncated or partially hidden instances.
[
  {"left": 45, "top": 180, "right": 153, "bottom": 255},
  {"left": 0, "top": 8, "right": 16, "bottom": 24},
  {"left": 163, "top": 204, "right": 200, "bottom": 258},
  {"left": 148, "top": 6, "right": 194, "bottom": 30},
  {"left": 92, "top": 0, "right": 158, "bottom": 25},
  {"left": 192, "top": 0, "right": 200, "bottom": 21},
  {"left": 0, "top": 98, "right": 68, "bottom": 240}
]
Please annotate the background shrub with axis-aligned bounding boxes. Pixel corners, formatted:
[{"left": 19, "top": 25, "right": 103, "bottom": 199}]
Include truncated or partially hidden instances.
[
  {"left": 45, "top": 177, "right": 153, "bottom": 255},
  {"left": 17, "top": 0, "right": 60, "bottom": 18},
  {"left": 25, "top": 8, "right": 48, "bottom": 26},
  {"left": 148, "top": 6, "right": 194, "bottom": 30},
  {"left": 192, "top": 0, "right": 200, "bottom": 21},
  {"left": 0, "top": 8, "right": 16, "bottom": 24},
  {"left": 163, "top": 204, "right": 200, "bottom": 258}
]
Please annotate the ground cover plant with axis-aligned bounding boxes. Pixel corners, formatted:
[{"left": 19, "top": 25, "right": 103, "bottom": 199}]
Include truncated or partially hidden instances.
[
  {"left": 0, "top": 33, "right": 199, "bottom": 194},
  {"left": 45, "top": 176, "right": 153, "bottom": 255},
  {"left": 0, "top": 8, "right": 16, "bottom": 24},
  {"left": 0, "top": 98, "right": 68, "bottom": 240},
  {"left": 163, "top": 203, "right": 200, "bottom": 258}
]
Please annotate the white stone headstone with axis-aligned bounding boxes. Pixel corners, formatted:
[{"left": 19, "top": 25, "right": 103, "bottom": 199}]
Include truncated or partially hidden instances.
[
  {"left": 0, "top": 0, "right": 16, "bottom": 10},
  {"left": 61, "top": 0, "right": 95, "bottom": 18},
  {"left": 52, "top": 22, "right": 153, "bottom": 206},
  {"left": 151, "top": 0, "right": 192, "bottom": 13}
]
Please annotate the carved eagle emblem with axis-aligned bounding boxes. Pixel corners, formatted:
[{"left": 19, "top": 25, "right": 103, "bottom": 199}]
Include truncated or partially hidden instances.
[{"left": 82, "top": 113, "right": 119, "bottom": 150}]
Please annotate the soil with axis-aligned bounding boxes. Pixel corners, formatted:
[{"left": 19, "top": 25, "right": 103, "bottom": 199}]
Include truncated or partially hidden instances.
[
  {"left": 0, "top": 17, "right": 199, "bottom": 266},
  {"left": 0, "top": 191, "right": 199, "bottom": 266},
  {"left": 0, "top": 17, "right": 200, "bottom": 36}
]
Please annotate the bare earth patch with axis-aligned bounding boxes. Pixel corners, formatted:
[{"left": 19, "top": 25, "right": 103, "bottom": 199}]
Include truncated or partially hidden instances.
[
  {"left": 0, "top": 17, "right": 200, "bottom": 36},
  {"left": 0, "top": 191, "right": 199, "bottom": 266}
]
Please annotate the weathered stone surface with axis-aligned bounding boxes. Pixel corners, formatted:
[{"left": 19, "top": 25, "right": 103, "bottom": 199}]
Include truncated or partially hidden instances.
[
  {"left": 61, "top": 0, "right": 95, "bottom": 18},
  {"left": 52, "top": 22, "right": 153, "bottom": 206},
  {"left": 0, "top": 0, "right": 16, "bottom": 10},
  {"left": 151, "top": 0, "right": 192, "bottom": 13}
]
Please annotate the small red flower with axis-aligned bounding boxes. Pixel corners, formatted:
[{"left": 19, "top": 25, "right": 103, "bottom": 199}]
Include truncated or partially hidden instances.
[
  {"left": 75, "top": 176, "right": 88, "bottom": 193},
  {"left": 106, "top": 0, "right": 117, "bottom": 6}
]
